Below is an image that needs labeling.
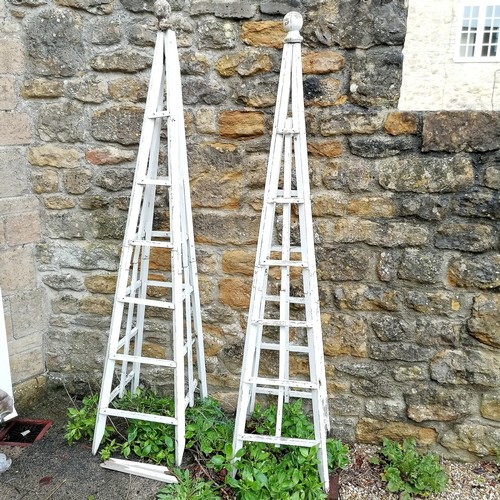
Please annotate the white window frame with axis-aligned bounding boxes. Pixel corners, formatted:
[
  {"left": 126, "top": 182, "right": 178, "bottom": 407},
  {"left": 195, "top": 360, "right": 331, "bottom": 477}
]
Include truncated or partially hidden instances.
[{"left": 454, "top": 0, "right": 500, "bottom": 61}]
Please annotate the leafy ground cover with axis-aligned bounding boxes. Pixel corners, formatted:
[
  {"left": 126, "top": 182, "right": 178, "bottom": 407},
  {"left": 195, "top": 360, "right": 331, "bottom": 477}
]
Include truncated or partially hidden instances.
[{"left": 65, "top": 390, "right": 453, "bottom": 499}]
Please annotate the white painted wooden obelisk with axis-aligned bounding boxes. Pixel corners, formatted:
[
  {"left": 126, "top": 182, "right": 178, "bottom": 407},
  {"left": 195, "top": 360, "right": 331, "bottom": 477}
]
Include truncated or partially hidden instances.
[
  {"left": 232, "top": 11, "right": 330, "bottom": 492},
  {"left": 92, "top": 0, "right": 207, "bottom": 473}
]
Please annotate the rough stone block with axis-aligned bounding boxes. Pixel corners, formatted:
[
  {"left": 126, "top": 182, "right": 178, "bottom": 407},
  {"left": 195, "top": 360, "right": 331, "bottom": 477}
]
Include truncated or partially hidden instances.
[
  {"left": 430, "top": 349, "right": 500, "bottom": 387},
  {"left": 191, "top": 171, "right": 242, "bottom": 209},
  {"left": 91, "top": 105, "right": 143, "bottom": 145},
  {"left": 63, "top": 168, "right": 93, "bottom": 195},
  {"left": 398, "top": 249, "right": 443, "bottom": 284},
  {"left": 378, "top": 155, "right": 474, "bottom": 193},
  {"left": 372, "top": 315, "right": 413, "bottom": 342},
  {"left": 399, "top": 194, "right": 448, "bottom": 221},
  {"left": 6, "top": 212, "right": 41, "bottom": 246},
  {"left": 199, "top": 19, "right": 237, "bottom": 49},
  {"left": 180, "top": 52, "right": 210, "bottom": 76},
  {"left": 352, "top": 375, "right": 396, "bottom": 399},
  {"left": 415, "top": 318, "right": 461, "bottom": 347},
  {"left": 329, "top": 394, "right": 363, "bottom": 417},
  {"left": 405, "top": 386, "right": 474, "bottom": 423},
  {"left": 37, "top": 241, "right": 119, "bottom": 271},
  {"left": 448, "top": 254, "right": 500, "bottom": 289},
  {"left": 423, "top": 112, "right": 500, "bottom": 153},
  {"left": 216, "top": 51, "right": 272, "bottom": 77},
  {"left": 369, "top": 342, "right": 431, "bottom": 363},
  {"left": 44, "top": 193, "right": 80, "bottom": 210},
  {"left": 435, "top": 222, "right": 496, "bottom": 252},
  {"left": 326, "top": 0, "right": 407, "bottom": 49},
  {"left": 0, "top": 112, "right": 31, "bottom": 145},
  {"left": 350, "top": 46, "right": 403, "bottom": 107},
  {"left": 26, "top": 8, "right": 84, "bottom": 77},
  {"left": 302, "top": 51, "right": 344, "bottom": 74},
  {"left": 80, "top": 295, "right": 113, "bottom": 315},
  {"left": 406, "top": 290, "right": 463, "bottom": 316},
  {"left": 90, "top": 49, "right": 151, "bottom": 73},
  {"left": 376, "top": 251, "right": 400, "bottom": 282},
  {"left": 355, "top": 418, "right": 437, "bottom": 446},
  {"left": 241, "top": 21, "right": 285, "bottom": 48},
  {"left": 260, "top": 0, "right": 302, "bottom": 14},
  {"left": 222, "top": 250, "right": 255, "bottom": 276},
  {"left": 320, "top": 107, "right": 385, "bottom": 136},
  {"left": 375, "top": 222, "right": 429, "bottom": 248},
  {"left": 347, "top": 196, "right": 396, "bottom": 217},
  {"left": 219, "top": 278, "right": 251, "bottom": 309},
  {"left": 0, "top": 149, "right": 28, "bottom": 197},
  {"left": 45, "top": 211, "right": 88, "bottom": 239},
  {"left": 468, "top": 293, "right": 500, "bottom": 348},
  {"left": 90, "top": 18, "right": 122, "bottom": 45},
  {"left": 365, "top": 398, "right": 406, "bottom": 421},
  {"left": 330, "top": 217, "right": 379, "bottom": 244},
  {"left": 480, "top": 391, "right": 500, "bottom": 422},
  {"left": 108, "top": 77, "right": 147, "bottom": 103},
  {"left": 384, "top": 112, "right": 418, "bottom": 136},
  {"left": 95, "top": 168, "right": 135, "bottom": 192},
  {"left": 120, "top": 0, "right": 154, "bottom": 13},
  {"left": 441, "top": 422, "right": 500, "bottom": 457},
  {"left": 32, "top": 169, "right": 59, "bottom": 194},
  {"left": 43, "top": 273, "right": 84, "bottom": 291},
  {"left": 22, "top": 79, "right": 64, "bottom": 99},
  {"left": 393, "top": 365, "right": 428, "bottom": 382},
  {"left": 237, "top": 76, "right": 278, "bottom": 108},
  {"left": 307, "top": 140, "right": 342, "bottom": 158},
  {"left": 183, "top": 76, "right": 227, "bottom": 105},
  {"left": 66, "top": 76, "right": 107, "bottom": 104},
  {"left": 193, "top": 213, "right": 259, "bottom": 245},
  {"left": 335, "top": 361, "right": 384, "bottom": 379},
  {"left": 28, "top": 145, "right": 80, "bottom": 168},
  {"left": 84, "top": 274, "right": 117, "bottom": 294},
  {"left": 348, "top": 134, "right": 416, "bottom": 158},
  {"left": 317, "top": 245, "right": 370, "bottom": 281},
  {"left": 85, "top": 146, "right": 135, "bottom": 165},
  {"left": 333, "top": 283, "right": 400, "bottom": 312},
  {"left": 323, "top": 312, "right": 368, "bottom": 357},
  {"left": 304, "top": 77, "right": 343, "bottom": 106},
  {"left": 220, "top": 111, "right": 265, "bottom": 139},
  {"left": 0, "top": 76, "right": 16, "bottom": 110},
  {"left": 55, "top": 0, "right": 113, "bottom": 15},
  {"left": 38, "top": 101, "right": 85, "bottom": 143},
  {"left": 484, "top": 166, "right": 500, "bottom": 189},
  {"left": 451, "top": 189, "right": 499, "bottom": 220},
  {"left": 0, "top": 247, "right": 37, "bottom": 293},
  {"left": 312, "top": 193, "right": 347, "bottom": 217}
]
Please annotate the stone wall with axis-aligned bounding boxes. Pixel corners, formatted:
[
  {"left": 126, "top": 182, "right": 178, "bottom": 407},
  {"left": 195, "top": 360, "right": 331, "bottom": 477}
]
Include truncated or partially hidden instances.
[
  {"left": 1, "top": 0, "right": 499, "bottom": 461},
  {"left": 0, "top": 0, "right": 48, "bottom": 393}
]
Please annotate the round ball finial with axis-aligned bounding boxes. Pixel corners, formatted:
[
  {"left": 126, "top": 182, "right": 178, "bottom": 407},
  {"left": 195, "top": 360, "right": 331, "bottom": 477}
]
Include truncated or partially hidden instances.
[
  {"left": 283, "top": 11, "right": 303, "bottom": 42},
  {"left": 154, "top": 0, "right": 172, "bottom": 30}
]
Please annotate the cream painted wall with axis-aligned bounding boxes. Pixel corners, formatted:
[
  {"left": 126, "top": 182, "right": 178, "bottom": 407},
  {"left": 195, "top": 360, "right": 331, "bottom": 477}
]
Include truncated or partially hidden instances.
[{"left": 399, "top": 0, "right": 500, "bottom": 110}]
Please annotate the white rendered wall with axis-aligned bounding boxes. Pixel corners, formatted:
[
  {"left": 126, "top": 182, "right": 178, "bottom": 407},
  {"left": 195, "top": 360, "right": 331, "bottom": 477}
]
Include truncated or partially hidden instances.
[{"left": 399, "top": 0, "right": 500, "bottom": 110}]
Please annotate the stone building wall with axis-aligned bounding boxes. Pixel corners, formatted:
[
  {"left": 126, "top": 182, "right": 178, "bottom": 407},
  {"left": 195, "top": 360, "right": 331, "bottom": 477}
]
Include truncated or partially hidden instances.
[
  {"left": 0, "top": 0, "right": 48, "bottom": 394},
  {"left": 1, "top": 0, "right": 499, "bottom": 461}
]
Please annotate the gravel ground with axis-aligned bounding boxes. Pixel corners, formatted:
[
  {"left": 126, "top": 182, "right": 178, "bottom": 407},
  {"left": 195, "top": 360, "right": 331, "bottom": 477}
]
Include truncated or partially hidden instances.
[{"left": 338, "top": 444, "right": 499, "bottom": 500}]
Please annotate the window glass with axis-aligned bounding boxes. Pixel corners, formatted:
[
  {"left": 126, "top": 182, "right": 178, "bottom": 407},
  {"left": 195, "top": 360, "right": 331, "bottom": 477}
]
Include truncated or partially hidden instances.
[{"left": 457, "top": 2, "right": 500, "bottom": 60}]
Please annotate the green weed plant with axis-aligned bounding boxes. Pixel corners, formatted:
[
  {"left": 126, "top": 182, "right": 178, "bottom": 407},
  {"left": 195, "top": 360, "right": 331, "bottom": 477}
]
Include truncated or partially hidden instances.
[{"left": 370, "top": 437, "right": 448, "bottom": 499}]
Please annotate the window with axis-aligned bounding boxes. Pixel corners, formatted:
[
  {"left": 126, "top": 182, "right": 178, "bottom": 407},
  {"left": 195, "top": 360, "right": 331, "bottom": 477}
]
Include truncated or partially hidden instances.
[{"left": 456, "top": 1, "right": 500, "bottom": 60}]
